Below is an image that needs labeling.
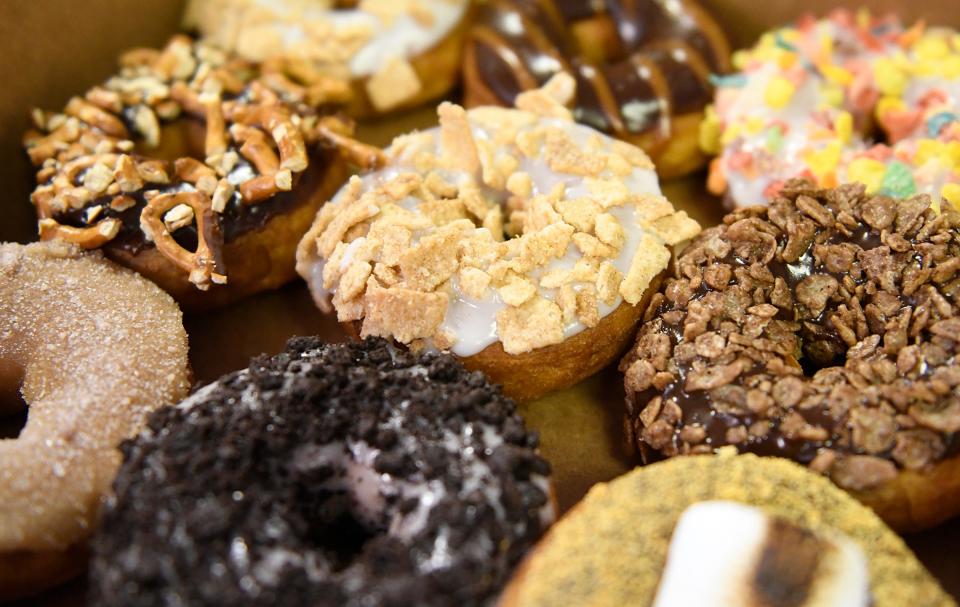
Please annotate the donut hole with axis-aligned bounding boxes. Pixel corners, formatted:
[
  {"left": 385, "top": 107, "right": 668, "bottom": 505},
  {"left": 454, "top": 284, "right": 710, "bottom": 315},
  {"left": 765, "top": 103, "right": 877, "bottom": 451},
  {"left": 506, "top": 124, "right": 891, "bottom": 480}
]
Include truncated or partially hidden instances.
[
  {"left": 300, "top": 490, "right": 380, "bottom": 571},
  {"left": 0, "top": 359, "right": 27, "bottom": 439}
]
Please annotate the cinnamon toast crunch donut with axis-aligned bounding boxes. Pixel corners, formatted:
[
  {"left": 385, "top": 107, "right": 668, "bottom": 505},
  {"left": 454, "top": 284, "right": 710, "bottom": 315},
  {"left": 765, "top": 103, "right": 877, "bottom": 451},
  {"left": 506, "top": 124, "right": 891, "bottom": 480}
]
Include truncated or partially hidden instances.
[
  {"left": 296, "top": 75, "right": 700, "bottom": 401},
  {"left": 23, "top": 35, "right": 377, "bottom": 310},
  {"left": 183, "top": 0, "right": 471, "bottom": 117},
  {"left": 621, "top": 180, "right": 960, "bottom": 531},
  {"left": 463, "top": 0, "right": 732, "bottom": 178},
  {"left": 0, "top": 241, "right": 190, "bottom": 600}
]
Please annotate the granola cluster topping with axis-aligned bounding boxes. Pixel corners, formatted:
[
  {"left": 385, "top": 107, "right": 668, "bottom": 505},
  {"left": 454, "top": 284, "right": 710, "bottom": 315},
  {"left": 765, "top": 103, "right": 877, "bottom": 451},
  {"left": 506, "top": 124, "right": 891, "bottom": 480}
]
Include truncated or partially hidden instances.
[
  {"left": 184, "top": 0, "right": 469, "bottom": 111},
  {"left": 297, "top": 74, "right": 700, "bottom": 356},
  {"left": 621, "top": 179, "right": 960, "bottom": 491},
  {"left": 23, "top": 35, "right": 368, "bottom": 290}
]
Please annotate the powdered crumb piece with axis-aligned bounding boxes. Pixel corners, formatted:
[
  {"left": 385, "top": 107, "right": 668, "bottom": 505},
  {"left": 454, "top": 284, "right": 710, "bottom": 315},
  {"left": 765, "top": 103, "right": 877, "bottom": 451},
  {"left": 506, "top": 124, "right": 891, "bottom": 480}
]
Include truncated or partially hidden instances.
[
  {"left": 594, "top": 213, "right": 625, "bottom": 249},
  {"left": 366, "top": 56, "right": 422, "bottom": 112},
  {"left": 499, "top": 275, "right": 537, "bottom": 307},
  {"left": 362, "top": 283, "right": 448, "bottom": 343},
  {"left": 621, "top": 236, "right": 670, "bottom": 304},
  {"left": 458, "top": 266, "right": 490, "bottom": 299},
  {"left": 398, "top": 226, "right": 461, "bottom": 290},
  {"left": 497, "top": 296, "right": 564, "bottom": 354},
  {"left": 556, "top": 198, "right": 600, "bottom": 232},
  {"left": 543, "top": 130, "right": 606, "bottom": 176}
]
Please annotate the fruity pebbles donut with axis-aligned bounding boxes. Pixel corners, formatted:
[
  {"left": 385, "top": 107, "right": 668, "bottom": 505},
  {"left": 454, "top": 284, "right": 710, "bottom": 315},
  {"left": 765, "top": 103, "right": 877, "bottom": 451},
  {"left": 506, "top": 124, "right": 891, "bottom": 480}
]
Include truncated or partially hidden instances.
[
  {"left": 183, "top": 0, "right": 471, "bottom": 116},
  {"left": 90, "top": 337, "right": 554, "bottom": 607},
  {"left": 0, "top": 241, "right": 190, "bottom": 600},
  {"left": 702, "top": 10, "right": 960, "bottom": 210},
  {"left": 297, "top": 75, "right": 700, "bottom": 401},
  {"left": 621, "top": 180, "right": 960, "bottom": 531},
  {"left": 24, "top": 35, "right": 371, "bottom": 310}
]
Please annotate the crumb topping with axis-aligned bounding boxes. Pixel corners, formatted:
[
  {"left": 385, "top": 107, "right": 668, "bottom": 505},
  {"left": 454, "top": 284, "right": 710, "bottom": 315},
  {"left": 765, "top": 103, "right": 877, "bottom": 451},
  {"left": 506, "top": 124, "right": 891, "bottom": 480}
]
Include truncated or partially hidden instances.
[
  {"left": 90, "top": 337, "right": 552, "bottom": 607},
  {"left": 23, "top": 35, "right": 373, "bottom": 290},
  {"left": 297, "top": 75, "right": 699, "bottom": 356},
  {"left": 622, "top": 180, "right": 960, "bottom": 491}
]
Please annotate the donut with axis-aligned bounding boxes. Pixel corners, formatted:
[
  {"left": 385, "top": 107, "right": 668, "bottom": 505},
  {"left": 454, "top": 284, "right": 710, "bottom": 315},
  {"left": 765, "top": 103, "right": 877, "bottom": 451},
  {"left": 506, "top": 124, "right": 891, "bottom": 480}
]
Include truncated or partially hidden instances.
[
  {"left": 462, "top": 0, "right": 732, "bottom": 179},
  {"left": 499, "top": 453, "right": 952, "bottom": 606},
  {"left": 0, "top": 241, "right": 190, "bottom": 600},
  {"left": 702, "top": 10, "right": 960, "bottom": 210},
  {"left": 23, "top": 35, "right": 380, "bottom": 310},
  {"left": 183, "top": 0, "right": 472, "bottom": 117},
  {"left": 296, "top": 75, "right": 701, "bottom": 401},
  {"left": 620, "top": 179, "right": 960, "bottom": 532},
  {"left": 90, "top": 337, "right": 554, "bottom": 606}
]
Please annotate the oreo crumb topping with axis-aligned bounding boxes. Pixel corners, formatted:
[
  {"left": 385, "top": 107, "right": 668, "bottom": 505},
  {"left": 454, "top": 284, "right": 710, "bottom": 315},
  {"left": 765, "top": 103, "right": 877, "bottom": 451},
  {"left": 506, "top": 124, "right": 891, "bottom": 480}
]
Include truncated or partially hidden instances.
[
  {"left": 621, "top": 180, "right": 960, "bottom": 491},
  {"left": 90, "top": 337, "right": 553, "bottom": 607}
]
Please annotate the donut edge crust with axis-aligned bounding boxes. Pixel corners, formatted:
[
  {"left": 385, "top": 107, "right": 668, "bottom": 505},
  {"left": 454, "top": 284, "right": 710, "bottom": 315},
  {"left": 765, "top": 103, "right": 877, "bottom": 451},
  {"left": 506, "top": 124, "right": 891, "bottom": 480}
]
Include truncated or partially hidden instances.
[
  {"left": 497, "top": 453, "right": 953, "bottom": 607},
  {"left": 0, "top": 544, "right": 86, "bottom": 602},
  {"left": 106, "top": 151, "right": 350, "bottom": 311}
]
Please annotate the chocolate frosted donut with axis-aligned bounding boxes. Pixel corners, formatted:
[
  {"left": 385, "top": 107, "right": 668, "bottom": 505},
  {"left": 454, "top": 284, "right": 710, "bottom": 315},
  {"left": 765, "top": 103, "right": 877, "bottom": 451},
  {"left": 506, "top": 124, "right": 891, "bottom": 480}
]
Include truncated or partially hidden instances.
[
  {"left": 90, "top": 337, "right": 554, "bottom": 607},
  {"left": 463, "top": 0, "right": 731, "bottom": 178},
  {"left": 621, "top": 180, "right": 960, "bottom": 531}
]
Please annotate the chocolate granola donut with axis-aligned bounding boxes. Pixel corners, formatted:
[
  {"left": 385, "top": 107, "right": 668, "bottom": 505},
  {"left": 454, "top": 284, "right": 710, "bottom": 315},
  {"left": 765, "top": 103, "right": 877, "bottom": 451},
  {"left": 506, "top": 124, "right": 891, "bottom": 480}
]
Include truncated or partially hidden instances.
[
  {"left": 24, "top": 35, "right": 378, "bottom": 310},
  {"left": 90, "top": 337, "right": 554, "bottom": 607},
  {"left": 621, "top": 180, "right": 960, "bottom": 531}
]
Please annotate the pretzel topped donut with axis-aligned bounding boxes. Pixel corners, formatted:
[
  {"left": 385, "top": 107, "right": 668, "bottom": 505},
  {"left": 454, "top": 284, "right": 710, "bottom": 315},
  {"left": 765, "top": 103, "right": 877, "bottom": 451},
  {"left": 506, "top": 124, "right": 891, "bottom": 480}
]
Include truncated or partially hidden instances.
[{"left": 24, "top": 35, "right": 368, "bottom": 291}]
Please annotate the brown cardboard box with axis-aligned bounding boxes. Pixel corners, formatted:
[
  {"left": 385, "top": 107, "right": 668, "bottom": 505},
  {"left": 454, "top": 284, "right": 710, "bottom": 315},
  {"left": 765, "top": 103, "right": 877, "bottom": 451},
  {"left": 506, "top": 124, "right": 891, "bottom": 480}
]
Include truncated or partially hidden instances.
[{"left": 1, "top": 1, "right": 958, "bottom": 604}]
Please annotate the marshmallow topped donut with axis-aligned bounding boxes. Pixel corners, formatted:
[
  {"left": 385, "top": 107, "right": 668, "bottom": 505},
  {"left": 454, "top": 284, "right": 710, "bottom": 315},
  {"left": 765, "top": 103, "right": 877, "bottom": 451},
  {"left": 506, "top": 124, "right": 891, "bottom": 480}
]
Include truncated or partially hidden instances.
[
  {"left": 0, "top": 241, "right": 190, "bottom": 600},
  {"left": 297, "top": 75, "right": 700, "bottom": 401},
  {"left": 702, "top": 10, "right": 960, "bottom": 210},
  {"left": 23, "top": 35, "right": 374, "bottom": 310},
  {"left": 184, "top": 0, "right": 471, "bottom": 116}
]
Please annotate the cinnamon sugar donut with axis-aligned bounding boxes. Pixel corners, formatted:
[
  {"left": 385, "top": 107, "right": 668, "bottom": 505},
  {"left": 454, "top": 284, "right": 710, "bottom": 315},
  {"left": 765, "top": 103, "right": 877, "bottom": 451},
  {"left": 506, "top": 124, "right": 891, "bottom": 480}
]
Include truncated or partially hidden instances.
[
  {"left": 500, "top": 453, "right": 951, "bottom": 606},
  {"left": 0, "top": 241, "right": 190, "bottom": 600},
  {"left": 297, "top": 75, "right": 700, "bottom": 400},
  {"left": 23, "top": 35, "right": 377, "bottom": 310},
  {"left": 183, "top": 0, "right": 471, "bottom": 117},
  {"left": 463, "top": 0, "right": 731, "bottom": 178},
  {"left": 621, "top": 180, "right": 960, "bottom": 531}
]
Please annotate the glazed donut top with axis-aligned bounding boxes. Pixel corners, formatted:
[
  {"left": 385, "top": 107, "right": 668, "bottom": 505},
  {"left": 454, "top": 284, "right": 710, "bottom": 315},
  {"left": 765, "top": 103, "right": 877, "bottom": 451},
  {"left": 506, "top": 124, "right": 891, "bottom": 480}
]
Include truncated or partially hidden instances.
[
  {"left": 297, "top": 76, "right": 700, "bottom": 356},
  {"left": 91, "top": 337, "right": 553, "bottom": 606},
  {"left": 500, "top": 453, "right": 950, "bottom": 606},
  {"left": 184, "top": 0, "right": 469, "bottom": 108},
  {"left": 23, "top": 35, "right": 370, "bottom": 290},
  {"left": 0, "top": 241, "right": 190, "bottom": 551},
  {"left": 467, "top": 0, "right": 730, "bottom": 144},
  {"left": 702, "top": 10, "right": 960, "bottom": 209},
  {"left": 621, "top": 181, "right": 960, "bottom": 492}
]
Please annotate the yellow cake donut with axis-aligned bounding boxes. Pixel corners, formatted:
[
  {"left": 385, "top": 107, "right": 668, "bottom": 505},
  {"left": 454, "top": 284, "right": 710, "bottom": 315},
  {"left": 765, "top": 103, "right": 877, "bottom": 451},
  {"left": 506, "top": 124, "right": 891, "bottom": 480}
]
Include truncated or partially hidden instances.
[{"left": 0, "top": 241, "right": 191, "bottom": 600}]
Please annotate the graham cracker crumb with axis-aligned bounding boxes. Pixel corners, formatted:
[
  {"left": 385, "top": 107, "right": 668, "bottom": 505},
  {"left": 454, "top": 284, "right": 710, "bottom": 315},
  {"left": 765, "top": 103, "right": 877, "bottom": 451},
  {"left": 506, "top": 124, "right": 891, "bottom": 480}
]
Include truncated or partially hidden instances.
[{"left": 497, "top": 296, "right": 564, "bottom": 354}]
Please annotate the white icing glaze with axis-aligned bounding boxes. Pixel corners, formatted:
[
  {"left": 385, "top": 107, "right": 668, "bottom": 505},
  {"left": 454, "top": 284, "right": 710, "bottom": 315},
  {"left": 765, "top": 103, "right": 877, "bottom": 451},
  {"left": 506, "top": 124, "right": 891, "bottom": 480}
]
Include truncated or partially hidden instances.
[
  {"left": 224, "top": 0, "right": 467, "bottom": 77},
  {"left": 301, "top": 112, "right": 673, "bottom": 357}
]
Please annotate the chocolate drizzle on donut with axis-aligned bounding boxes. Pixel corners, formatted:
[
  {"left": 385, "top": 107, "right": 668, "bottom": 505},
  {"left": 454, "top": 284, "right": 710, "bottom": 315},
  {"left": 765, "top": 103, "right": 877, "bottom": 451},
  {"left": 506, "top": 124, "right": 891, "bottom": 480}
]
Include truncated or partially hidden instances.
[
  {"left": 90, "top": 337, "right": 552, "bottom": 607},
  {"left": 466, "top": 0, "right": 730, "bottom": 148},
  {"left": 621, "top": 181, "right": 960, "bottom": 491}
]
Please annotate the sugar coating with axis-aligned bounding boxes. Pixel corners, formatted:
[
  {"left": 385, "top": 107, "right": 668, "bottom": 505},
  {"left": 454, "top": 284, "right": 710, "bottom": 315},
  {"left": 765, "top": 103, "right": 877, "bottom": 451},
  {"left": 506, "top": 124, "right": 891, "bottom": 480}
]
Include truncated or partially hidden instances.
[
  {"left": 0, "top": 241, "right": 190, "bottom": 551},
  {"left": 504, "top": 453, "right": 951, "bottom": 607}
]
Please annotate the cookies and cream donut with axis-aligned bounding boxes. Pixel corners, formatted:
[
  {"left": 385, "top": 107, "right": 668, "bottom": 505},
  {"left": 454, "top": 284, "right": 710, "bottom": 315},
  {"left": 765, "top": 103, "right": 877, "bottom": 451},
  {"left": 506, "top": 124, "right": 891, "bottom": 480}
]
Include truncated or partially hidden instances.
[
  {"left": 23, "top": 35, "right": 376, "bottom": 310},
  {"left": 621, "top": 180, "right": 960, "bottom": 531},
  {"left": 463, "top": 0, "right": 732, "bottom": 178},
  {"left": 90, "top": 337, "right": 553, "bottom": 607},
  {"left": 499, "top": 453, "right": 952, "bottom": 606},
  {"left": 183, "top": 0, "right": 471, "bottom": 116},
  {"left": 297, "top": 75, "right": 700, "bottom": 400},
  {"left": 702, "top": 10, "right": 960, "bottom": 210},
  {"left": 0, "top": 241, "right": 190, "bottom": 600}
]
